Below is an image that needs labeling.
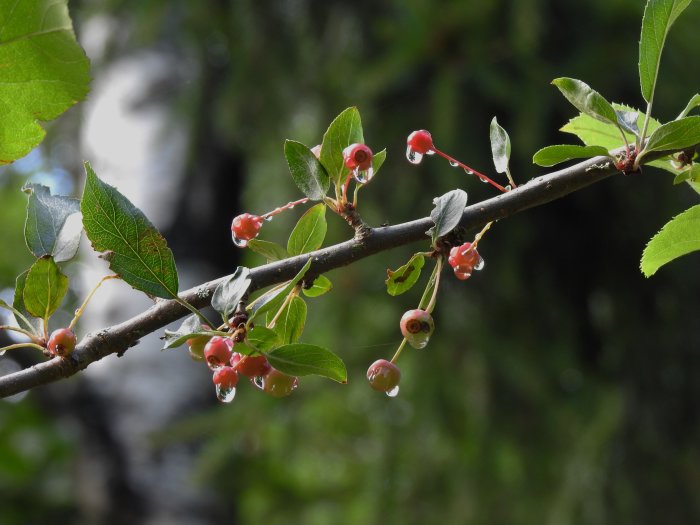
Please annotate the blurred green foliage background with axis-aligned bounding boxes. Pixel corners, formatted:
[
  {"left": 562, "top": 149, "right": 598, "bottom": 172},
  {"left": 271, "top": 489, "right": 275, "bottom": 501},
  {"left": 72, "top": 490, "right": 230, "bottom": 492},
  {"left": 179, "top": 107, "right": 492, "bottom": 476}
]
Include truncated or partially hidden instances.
[{"left": 1, "top": 0, "right": 699, "bottom": 523}]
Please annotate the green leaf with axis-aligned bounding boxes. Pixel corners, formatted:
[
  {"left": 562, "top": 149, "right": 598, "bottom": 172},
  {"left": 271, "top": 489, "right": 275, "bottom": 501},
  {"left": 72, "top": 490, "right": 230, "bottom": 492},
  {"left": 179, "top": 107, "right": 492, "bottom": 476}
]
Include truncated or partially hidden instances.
[
  {"left": 551, "top": 77, "right": 618, "bottom": 125},
  {"left": 246, "top": 239, "right": 289, "bottom": 261},
  {"left": 246, "top": 326, "right": 282, "bottom": 353},
  {"left": 642, "top": 116, "right": 700, "bottom": 156},
  {"left": 0, "top": 0, "right": 90, "bottom": 164},
  {"left": 12, "top": 270, "right": 42, "bottom": 334},
  {"left": 386, "top": 253, "right": 425, "bottom": 296},
  {"left": 162, "top": 314, "right": 216, "bottom": 350},
  {"left": 677, "top": 94, "right": 700, "bottom": 119},
  {"left": 266, "top": 343, "right": 347, "bottom": 383},
  {"left": 672, "top": 164, "right": 699, "bottom": 185},
  {"left": 372, "top": 148, "right": 387, "bottom": 177},
  {"left": 561, "top": 103, "right": 660, "bottom": 149},
  {"left": 489, "top": 117, "right": 511, "bottom": 174},
  {"left": 639, "top": 0, "right": 692, "bottom": 104},
  {"left": 616, "top": 110, "right": 640, "bottom": 137},
  {"left": 23, "top": 257, "right": 68, "bottom": 320},
  {"left": 81, "top": 162, "right": 179, "bottom": 299},
  {"left": 427, "top": 189, "right": 468, "bottom": 245},
  {"left": 319, "top": 107, "right": 364, "bottom": 186},
  {"left": 284, "top": 140, "right": 330, "bottom": 201},
  {"left": 302, "top": 275, "right": 332, "bottom": 298},
  {"left": 271, "top": 296, "right": 306, "bottom": 345},
  {"left": 532, "top": 145, "right": 610, "bottom": 167},
  {"left": 641, "top": 204, "right": 700, "bottom": 276},
  {"left": 287, "top": 203, "right": 327, "bottom": 256},
  {"left": 23, "top": 184, "right": 82, "bottom": 262},
  {"left": 249, "top": 257, "right": 313, "bottom": 320},
  {"left": 211, "top": 266, "right": 251, "bottom": 320}
]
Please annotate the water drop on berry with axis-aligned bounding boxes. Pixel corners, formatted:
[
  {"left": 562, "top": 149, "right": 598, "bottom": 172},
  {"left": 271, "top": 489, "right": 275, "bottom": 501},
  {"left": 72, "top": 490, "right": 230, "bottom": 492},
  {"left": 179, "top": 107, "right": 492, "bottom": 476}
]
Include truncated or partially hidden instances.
[
  {"left": 353, "top": 165, "right": 374, "bottom": 184},
  {"left": 474, "top": 257, "right": 485, "bottom": 271},
  {"left": 232, "top": 236, "right": 248, "bottom": 248},
  {"left": 252, "top": 375, "right": 265, "bottom": 389},
  {"left": 426, "top": 150, "right": 435, "bottom": 156},
  {"left": 449, "top": 160, "right": 459, "bottom": 167},
  {"left": 406, "top": 146, "right": 424, "bottom": 165},
  {"left": 216, "top": 384, "right": 237, "bottom": 403},
  {"left": 386, "top": 385, "right": 400, "bottom": 398},
  {"left": 264, "top": 216, "right": 274, "bottom": 222}
]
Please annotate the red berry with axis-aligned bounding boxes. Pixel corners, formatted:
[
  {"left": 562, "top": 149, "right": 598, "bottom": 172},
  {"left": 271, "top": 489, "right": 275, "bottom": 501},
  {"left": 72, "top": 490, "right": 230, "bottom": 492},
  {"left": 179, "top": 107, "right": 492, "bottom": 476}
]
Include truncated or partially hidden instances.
[
  {"left": 260, "top": 368, "right": 299, "bottom": 398},
  {"left": 342, "top": 143, "right": 373, "bottom": 171},
  {"left": 231, "top": 353, "right": 271, "bottom": 377},
  {"left": 407, "top": 130, "right": 434, "bottom": 155},
  {"left": 399, "top": 309, "right": 435, "bottom": 349},
  {"left": 448, "top": 242, "right": 484, "bottom": 280},
  {"left": 212, "top": 366, "right": 239, "bottom": 403},
  {"left": 204, "top": 336, "right": 233, "bottom": 370},
  {"left": 231, "top": 213, "right": 263, "bottom": 245},
  {"left": 366, "top": 359, "right": 401, "bottom": 395},
  {"left": 46, "top": 328, "right": 77, "bottom": 357}
]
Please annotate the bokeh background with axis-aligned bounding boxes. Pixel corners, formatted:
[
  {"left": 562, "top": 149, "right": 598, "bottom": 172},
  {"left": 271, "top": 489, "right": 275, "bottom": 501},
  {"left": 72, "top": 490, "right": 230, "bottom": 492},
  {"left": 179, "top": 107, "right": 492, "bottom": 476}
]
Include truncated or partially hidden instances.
[{"left": 1, "top": 1, "right": 699, "bottom": 524}]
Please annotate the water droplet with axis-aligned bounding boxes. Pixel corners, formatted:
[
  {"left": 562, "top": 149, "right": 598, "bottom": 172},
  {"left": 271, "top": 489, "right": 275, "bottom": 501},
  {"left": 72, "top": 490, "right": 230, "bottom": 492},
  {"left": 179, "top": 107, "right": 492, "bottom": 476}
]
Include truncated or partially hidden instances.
[
  {"left": 426, "top": 150, "right": 435, "bottom": 156},
  {"left": 252, "top": 376, "right": 264, "bottom": 390},
  {"left": 463, "top": 168, "right": 474, "bottom": 176},
  {"left": 264, "top": 215, "right": 274, "bottom": 222},
  {"left": 406, "top": 146, "right": 423, "bottom": 165},
  {"left": 232, "top": 236, "right": 248, "bottom": 248},
  {"left": 474, "top": 257, "right": 485, "bottom": 271},
  {"left": 449, "top": 160, "right": 459, "bottom": 168},
  {"left": 0, "top": 350, "right": 6, "bottom": 357},
  {"left": 353, "top": 165, "right": 374, "bottom": 184},
  {"left": 386, "top": 385, "right": 400, "bottom": 397},
  {"left": 505, "top": 184, "right": 512, "bottom": 191},
  {"left": 216, "top": 384, "right": 237, "bottom": 403},
  {"left": 288, "top": 204, "right": 295, "bottom": 209},
  {"left": 479, "top": 176, "right": 488, "bottom": 183}
]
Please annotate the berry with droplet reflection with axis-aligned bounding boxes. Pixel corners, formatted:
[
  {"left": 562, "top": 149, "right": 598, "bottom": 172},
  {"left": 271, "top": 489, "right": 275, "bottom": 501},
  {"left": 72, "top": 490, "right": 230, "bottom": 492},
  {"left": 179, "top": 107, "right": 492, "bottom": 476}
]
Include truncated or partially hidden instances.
[
  {"left": 212, "top": 366, "right": 239, "bottom": 403},
  {"left": 448, "top": 242, "right": 484, "bottom": 280},
  {"left": 342, "top": 143, "right": 373, "bottom": 171},
  {"left": 231, "top": 213, "right": 263, "bottom": 247},
  {"left": 261, "top": 368, "right": 299, "bottom": 398},
  {"left": 231, "top": 353, "right": 271, "bottom": 377},
  {"left": 400, "top": 309, "right": 435, "bottom": 349},
  {"left": 407, "top": 130, "right": 434, "bottom": 155},
  {"left": 366, "top": 359, "right": 401, "bottom": 394},
  {"left": 204, "top": 336, "right": 233, "bottom": 370},
  {"left": 47, "top": 328, "right": 77, "bottom": 357}
]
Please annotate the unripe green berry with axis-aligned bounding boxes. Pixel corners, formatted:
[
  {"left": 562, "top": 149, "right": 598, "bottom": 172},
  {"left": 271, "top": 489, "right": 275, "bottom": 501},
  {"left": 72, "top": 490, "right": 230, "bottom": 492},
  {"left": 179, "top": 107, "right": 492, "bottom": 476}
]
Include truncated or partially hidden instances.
[{"left": 261, "top": 368, "right": 299, "bottom": 398}]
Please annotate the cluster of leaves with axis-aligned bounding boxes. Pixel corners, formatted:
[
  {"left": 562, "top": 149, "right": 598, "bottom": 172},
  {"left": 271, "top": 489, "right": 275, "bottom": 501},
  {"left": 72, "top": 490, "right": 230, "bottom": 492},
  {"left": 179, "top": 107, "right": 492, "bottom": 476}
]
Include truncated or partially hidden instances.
[{"left": 530, "top": 0, "right": 700, "bottom": 276}]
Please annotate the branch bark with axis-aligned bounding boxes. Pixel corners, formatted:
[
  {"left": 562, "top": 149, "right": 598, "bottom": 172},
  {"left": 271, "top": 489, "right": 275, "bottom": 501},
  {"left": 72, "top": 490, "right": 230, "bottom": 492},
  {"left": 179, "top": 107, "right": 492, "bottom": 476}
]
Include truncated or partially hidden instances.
[{"left": 0, "top": 155, "right": 621, "bottom": 398}]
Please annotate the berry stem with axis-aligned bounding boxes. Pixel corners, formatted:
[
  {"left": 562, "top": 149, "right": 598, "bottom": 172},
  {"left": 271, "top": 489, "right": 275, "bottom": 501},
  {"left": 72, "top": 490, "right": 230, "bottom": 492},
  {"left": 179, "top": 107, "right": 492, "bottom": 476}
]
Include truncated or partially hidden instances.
[
  {"left": 260, "top": 197, "right": 311, "bottom": 220},
  {"left": 68, "top": 274, "right": 119, "bottom": 330},
  {"left": 472, "top": 221, "right": 494, "bottom": 249},
  {"left": 0, "top": 342, "right": 47, "bottom": 353},
  {"left": 432, "top": 149, "right": 508, "bottom": 193},
  {"left": 505, "top": 167, "right": 517, "bottom": 190},
  {"left": 418, "top": 258, "right": 442, "bottom": 311},
  {"left": 390, "top": 337, "right": 408, "bottom": 364},
  {"left": 424, "top": 257, "right": 444, "bottom": 314},
  {"left": 175, "top": 297, "right": 215, "bottom": 329},
  {"left": 0, "top": 303, "right": 40, "bottom": 338},
  {"left": 267, "top": 285, "right": 299, "bottom": 329},
  {"left": 0, "top": 325, "right": 43, "bottom": 343},
  {"left": 341, "top": 171, "right": 353, "bottom": 204}
]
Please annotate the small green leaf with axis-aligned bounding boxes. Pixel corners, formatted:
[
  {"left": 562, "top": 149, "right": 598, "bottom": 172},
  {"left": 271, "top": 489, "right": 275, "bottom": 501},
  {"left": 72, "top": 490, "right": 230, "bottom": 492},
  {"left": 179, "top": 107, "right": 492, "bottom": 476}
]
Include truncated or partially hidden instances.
[
  {"left": 284, "top": 140, "right": 330, "bottom": 201},
  {"left": 249, "top": 258, "right": 313, "bottom": 320},
  {"left": 287, "top": 203, "right": 327, "bottom": 256},
  {"left": 302, "top": 275, "right": 333, "bottom": 298},
  {"left": 23, "top": 184, "right": 82, "bottom": 261},
  {"left": 0, "top": 0, "right": 91, "bottom": 164},
  {"left": 639, "top": 0, "right": 692, "bottom": 104},
  {"left": 266, "top": 343, "right": 347, "bottom": 383},
  {"left": 12, "top": 270, "right": 42, "bottom": 334},
  {"left": 642, "top": 116, "right": 700, "bottom": 156},
  {"left": 489, "top": 117, "right": 511, "bottom": 174},
  {"left": 320, "top": 107, "right": 364, "bottom": 186},
  {"left": 372, "top": 148, "right": 387, "bottom": 177},
  {"left": 427, "top": 189, "right": 468, "bottom": 245},
  {"left": 246, "top": 239, "right": 288, "bottom": 261},
  {"left": 212, "top": 266, "right": 251, "bottom": 320},
  {"left": 552, "top": 77, "right": 618, "bottom": 125},
  {"left": 271, "top": 296, "right": 307, "bottom": 344},
  {"left": 81, "top": 162, "right": 179, "bottom": 298},
  {"left": 23, "top": 257, "right": 68, "bottom": 320},
  {"left": 386, "top": 253, "right": 425, "bottom": 296},
  {"left": 677, "top": 94, "right": 700, "bottom": 119},
  {"left": 163, "top": 314, "right": 217, "bottom": 350},
  {"left": 616, "top": 110, "right": 640, "bottom": 137},
  {"left": 532, "top": 145, "right": 610, "bottom": 167},
  {"left": 246, "top": 326, "right": 282, "bottom": 353},
  {"left": 641, "top": 204, "right": 700, "bottom": 276},
  {"left": 672, "top": 164, "right": 700, "bottom": 185}
]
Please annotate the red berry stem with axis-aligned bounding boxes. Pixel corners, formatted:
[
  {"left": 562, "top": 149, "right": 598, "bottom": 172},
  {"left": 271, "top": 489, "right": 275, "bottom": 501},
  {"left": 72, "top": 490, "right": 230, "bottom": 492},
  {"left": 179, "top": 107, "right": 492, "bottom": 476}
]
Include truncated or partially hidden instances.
[
  {"left": 432, "top": 149, "right": 508, "bottom": 193},
  {"left": 68, "top": 274, "right": 120, "bottom": 330},
  {"left": 260, "top": 197, "right": 311, "bottom": 220}
]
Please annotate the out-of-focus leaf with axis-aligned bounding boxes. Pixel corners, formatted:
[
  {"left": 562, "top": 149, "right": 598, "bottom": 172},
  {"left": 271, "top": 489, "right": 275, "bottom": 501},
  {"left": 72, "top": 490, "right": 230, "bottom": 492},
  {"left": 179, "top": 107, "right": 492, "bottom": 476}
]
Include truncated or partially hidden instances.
[{"left": 267, "top": 343, "right": 347, "bottom": 383}]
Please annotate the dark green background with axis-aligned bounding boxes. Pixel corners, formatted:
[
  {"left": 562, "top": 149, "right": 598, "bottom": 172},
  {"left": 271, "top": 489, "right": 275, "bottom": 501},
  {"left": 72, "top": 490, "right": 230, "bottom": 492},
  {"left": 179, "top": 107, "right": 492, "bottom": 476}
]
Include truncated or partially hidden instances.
[{"left": 1, "top": 1, "right": 699, "bottom": 523}]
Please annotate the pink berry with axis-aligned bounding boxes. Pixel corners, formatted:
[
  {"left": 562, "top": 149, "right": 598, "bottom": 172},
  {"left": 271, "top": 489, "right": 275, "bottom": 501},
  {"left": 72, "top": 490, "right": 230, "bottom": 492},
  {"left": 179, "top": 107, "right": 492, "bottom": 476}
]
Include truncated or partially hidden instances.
[
  {"left": 46, "top": 328, "right": 77, "bottom": 357},
  {"left": 212, "top": 366, "right": 239, "bottom": 389},
  {"left": 407, "top": 130, "right": 434, "bottom": 155},
  {"left": 231, "top": 213, "right": 263, "bottom": 245},
  {"left": 342, "top": 143, "right": 373, "bottom": 171},
  {"left": 260, "top": 368, "right": 299, "bottom": 398},
  {"left": 204, "top": 336, "right": 233, "bottom": 370},
  {"left": 400, "top": 309, "right": 435, "bottom": 349},
  {"left": 448, "top": 242, "right": 484, "bottom": 280},
  {"left": 366, "top": 359, "right": 401, "bottom": 394},
  {"left": 231, "top": 353, "right": 271, "bottom": 377}
]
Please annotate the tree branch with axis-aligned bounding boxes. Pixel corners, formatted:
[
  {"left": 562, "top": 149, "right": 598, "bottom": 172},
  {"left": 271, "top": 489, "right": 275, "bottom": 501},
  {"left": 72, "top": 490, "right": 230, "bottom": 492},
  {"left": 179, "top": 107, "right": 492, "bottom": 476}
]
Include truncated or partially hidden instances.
[{"left": 0, "top": 155, "right": 622, "bottom": 398}]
